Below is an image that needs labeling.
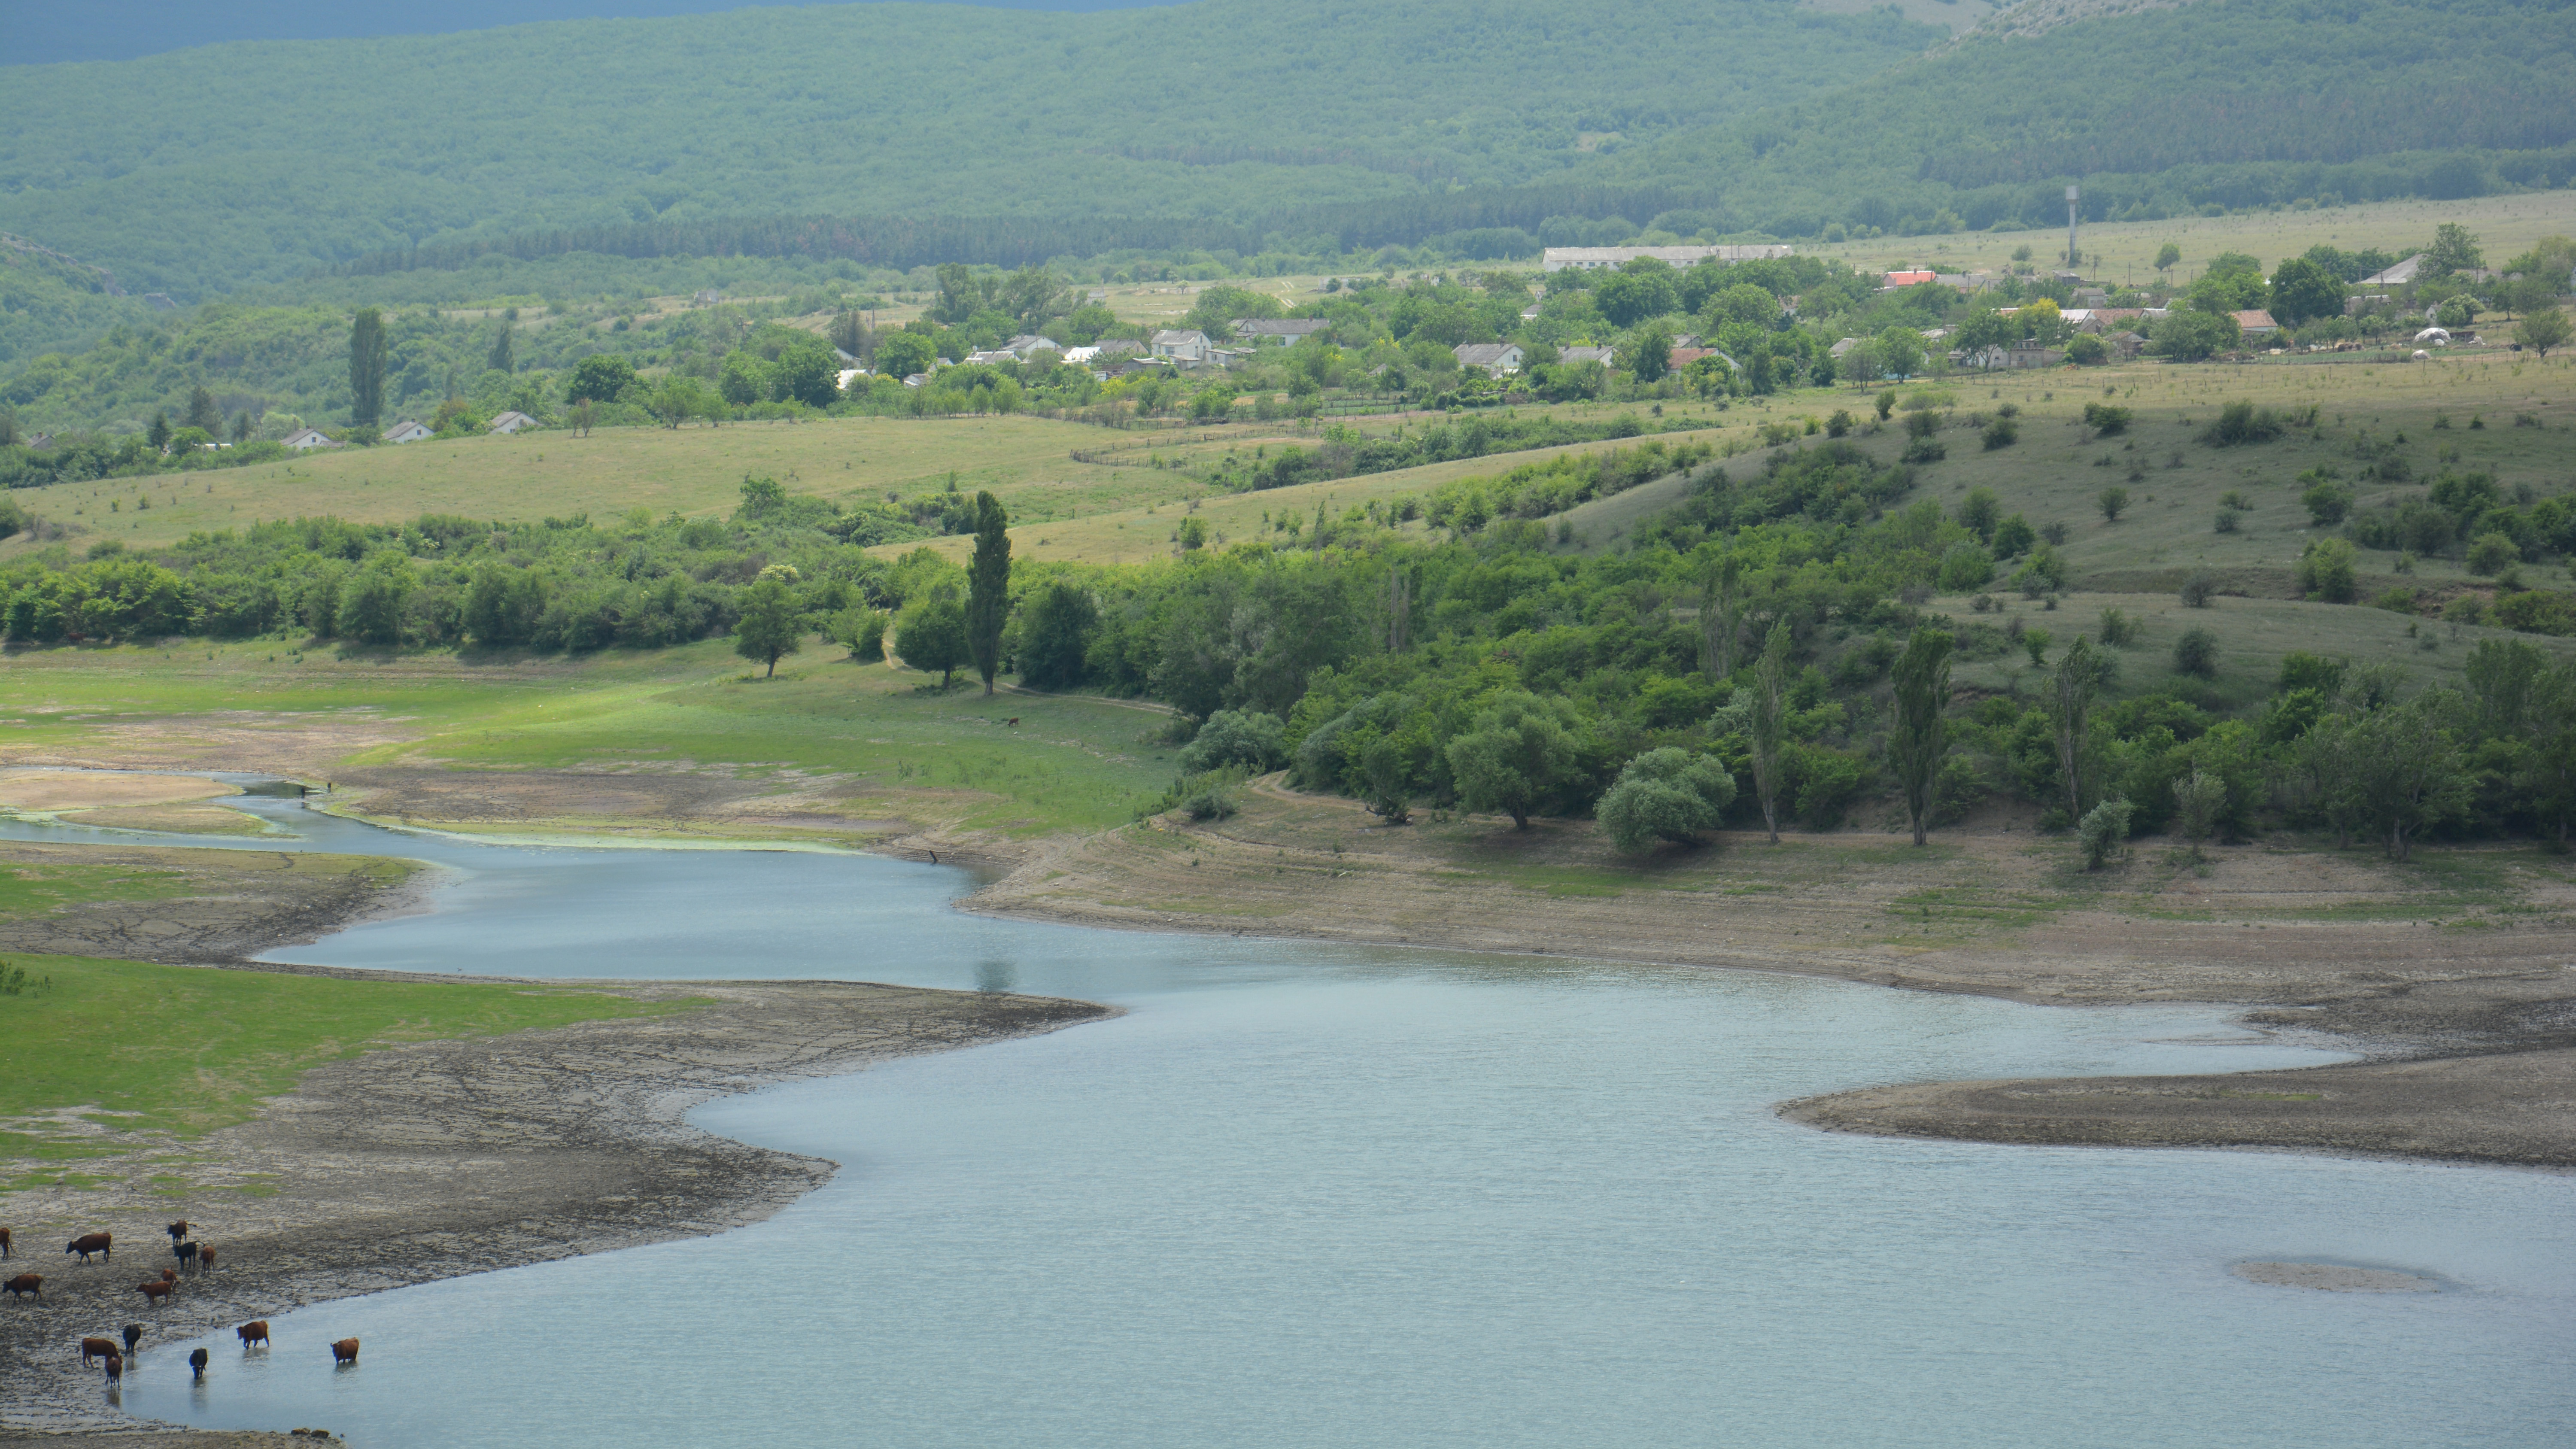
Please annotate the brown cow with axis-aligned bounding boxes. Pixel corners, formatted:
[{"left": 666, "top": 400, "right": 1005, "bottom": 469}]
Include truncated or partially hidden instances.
[
  {"left": 4, "top": 1273, "right": 39, "bottom": 1300},
  {"left": 138, "top": 1279, "right": 175, "bottom": 1306},
  {"left": 196, "top": 1245, "right": 217, "bottom": 1273},
  {"left": 82, "top": 1337, "right": 119, "bottom": 1365},
  {"left": 237, "top": 1320, "right": 270, "bottom": 1348},
  {"left": 161, "top": 1268, "right": 177, "bottom": 1282},
  {"left": 104, "top": 1352, "right": 123, "bottom": 1387},
  {"left": 189, "top": 1347, "right": 210, "bottom": 1379},
  {"left": 1, "top": 1225, "right": 12, "bottom": 1258},
  {"left": 66, "top": 1232, "right": 110, "bottom": 1263},
  {"left": 122, "top": 1324, "right": 144, "bottom": 1355},
  {"left": 331, "top": 1337, "right": 360, "bottom": 1366},
  {"left": 165, "top": 1221, "right": 191, "bottom": 1244}
]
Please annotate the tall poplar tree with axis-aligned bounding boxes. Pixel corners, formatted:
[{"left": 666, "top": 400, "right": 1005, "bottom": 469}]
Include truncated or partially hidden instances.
[
  {"left": 966, "top": 490, "right": 1011, "bottom": 694},
  {"left": 2051, "top": 636, "right": 2100, "bottom": 823},
  {"left": 1750, "top": 622, "right": 1791, "bottom": 844},
  {"left": 1889, "top": 627, "right": 1953, "bottom": 847},
  {"left": 487, "top": 322, "right": 514, "bottom": 374},
  {"left": 349, "top": 307, "right": 389, "bottom": 425}
]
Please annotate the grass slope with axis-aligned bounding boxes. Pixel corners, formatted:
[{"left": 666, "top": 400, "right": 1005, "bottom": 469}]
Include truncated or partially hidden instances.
[{"left": 0, "top": 952, "right": 669, "bottom": 1148}]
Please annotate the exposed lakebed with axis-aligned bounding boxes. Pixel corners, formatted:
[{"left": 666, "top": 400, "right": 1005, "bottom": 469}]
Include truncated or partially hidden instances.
[{"left": 15, "top": 792, "right": 2572, "bottom": 1447}]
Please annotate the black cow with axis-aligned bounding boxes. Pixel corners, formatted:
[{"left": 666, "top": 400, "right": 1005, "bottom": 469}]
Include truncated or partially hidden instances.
[
  {"left": 190, "top": 1347, "right": 209, "bottom": 1379},
  {"left": 173, "top": 1242, "right": 198, "bottom": 1272}
]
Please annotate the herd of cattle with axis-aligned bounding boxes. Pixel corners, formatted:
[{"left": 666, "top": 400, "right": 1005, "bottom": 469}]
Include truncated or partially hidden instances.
[{"left": 3, "top": 1220, "right": 358, "bottom": 1391}]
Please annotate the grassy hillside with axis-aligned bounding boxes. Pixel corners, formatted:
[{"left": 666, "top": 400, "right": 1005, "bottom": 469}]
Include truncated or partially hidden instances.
[
  {"left": 0, "top": 0, "right": 1939, "bottom": 300},
  {"left": 1612, "top": 0, "right": 2576, "bottom": 238}
]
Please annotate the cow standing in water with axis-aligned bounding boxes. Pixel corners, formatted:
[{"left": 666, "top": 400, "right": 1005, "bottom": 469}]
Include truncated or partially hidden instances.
[
  {"left": 331, "top": 1338, "right": 360, "bottom": 1366},
  {"left": 103, "top": 1352, "right": 123, "bottom": 1388},
  {"left": 237, "top": 1320, "right": 270, "bottom": 1349},
  {"left": 122, "top": 1324, "right": 144, "bottom": 1356},
  {"left": 66, "top": 1233, "right": 110, "bottom": 1264},
  {"left": 189, "top": 1347, "right": 210, "bottom": 1379}
]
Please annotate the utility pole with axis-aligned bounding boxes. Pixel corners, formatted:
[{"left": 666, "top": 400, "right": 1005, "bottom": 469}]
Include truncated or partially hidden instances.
[{"left": 2066, "top": 184, "right": 2081, "bottom": 275}]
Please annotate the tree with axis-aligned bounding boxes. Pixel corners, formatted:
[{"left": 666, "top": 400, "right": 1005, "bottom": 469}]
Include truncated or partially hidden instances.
[
  {"left": 2171, "top": 766, "right": 2225, "bottom": 859},
  {"left": 2097, "top": 486, "right": 2129, "bottom": 522},
  {"left": 1598, "top": 748, "right": 1736, "bottom": 851},
  {"left": 1957, "top": 487, "right": 2001, "bottom": 541},
  {"left": 1698, "top": 555, "right": 1742, "bottom": 678},
  {"left": 349, "top": 307, "right": 388, "bottom": 425},
  {"left": 2345, "top": 695, "right": 2469, "bottom": 860},
  {"left": 1953, "top": 307, "right": 2014, "bottom": 361},
  {"left": 2154, "top": 243, "right": 2182, "bottom": 277},
  {"left": 1446, "top": 691, "right": 1582, "bottom": 829},
  {"left": 837, "top": 607, "right": 890, "bottom": 662},
  {"left": 2078, "top": 797, "right": 2133, "bottom": 870},
  {"left": 733, "top": 572, "right": 804, "bottom": 677},
  {"left": 1631, "top": 325, "right": 1673, "bottom": 384},
  {"left": 2424, "top": 223, "right": 2484, "bottom": 277},
  {"left": 2174, "top": 626, "right": 2220, "bottom": 679},
  {"left": 487, "top": 323, "right": 514, "bottom": 374},
  {"left": 965, "top": 490, "right": 1011, "bottom": 694},
  {"left": 2150, "top": 310, "right": 2241, "bottom": 361},
  {"left": 2050, "top": 637, "right": 2099, "bottom": 823},
  {"left": 185, "top": 385, "right": 220, "bottom": 434},
  {"left": 2267, "top": 256, "right": 2346, "bottom": 327},
  {"left": 875, "top": 331, "right": 938, "bottom": 379},
  {"left": 718, "top": 351, "right": 770, "bottom": 407},
  {"left": 567, "top": 354, "right": 637, "bottom": 405},
  {"left": 147, "top": 412, "right": 172, "bottom": 451},
  {"left": 2514, "top": 307, "right": 2570, "bottom": 358},
  {"left": 1889, "top": 627, "right": 1953, "bottom": 847},
  {"left": 1016, "top": 580, "right": 1096, "bottom": 689},
  {"left": 772, "top": 343, "right": 839, "bottom": 407},
  {"left": 1874, "top": 326, "right": 1926, "bottom": 379},
  {"left": 1180, "top": 709, "right": 1287, "bottom": 772},
  {"left": 1749, "top": 623, "right": 1792, "bottom": 843},
  {"left": 463, "top": 561, "right": 545, "bottom": 646},
  {"left": 896, "top": 596, "right": 968, "bottom": 686}
]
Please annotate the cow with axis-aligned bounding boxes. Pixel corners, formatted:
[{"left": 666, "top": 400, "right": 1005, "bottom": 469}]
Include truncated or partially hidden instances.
[
  {"left": 122, "top": 1324, "right": 144, "bottom": 1355},
  {"left": 1, "top": 1225, "right": 12, "bottom": 1258},
  {"left": 5, "top": 1273, "right": 41, "bottom": 1300},
  {"left": 160, "top": 1268, "right": 177, "bottom": 1282},
  {"left": 331, "top": 1337, "right": 360, "bottom": 1366},
  {"left": 165, "top": 1221, "right": 191, "bottom": 1245},
  {"left": 237, "top": 1320, "right": 270, "bottom": 1348},
  {"left": 138, "top": 1279, "right": 175, "bottom": 1306},
  {"left": 174, "top": 1241, "right": 199, "bottom": 1272},
  {"left": 82, "top": 1337, "right": 120, "bottom": 1365},
  {"left": 67, "top": 1233, "right": 111, "bottom": 1264},
  {"left": 196, "top": 1245, "right": 217, "bottom": 1273},
  {"left": 189, "top": 1347, "right": 210, "bottom": 1379},
  {"left": 104, "top": 1352, "right": 123, "bottom": 1387}
]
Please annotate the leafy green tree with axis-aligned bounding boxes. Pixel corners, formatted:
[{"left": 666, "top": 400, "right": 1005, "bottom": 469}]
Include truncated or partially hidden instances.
[
  {"left": 1889, "top": 627, "right": 1953, "bottom": 846},
  {"left": 2050, "top": 636, "right": 2099, "bottom": 823},
  {"left": 1749, "top": 622, "right": 1792, "bottom": 842},
  {"left": 338, "top": 555, "right": 413, "bottom": 645},
  {"left": 2267, "top": 256, "right": 2345, "bottom": 327},
  {"left": 718, "top": 351, "right": 770, "bottom": 407},
  {"left": 2151, "top": 309, "right": 2242, "bottom": 361},
  {"left": 567, "top": 353, "right": 637, "bottom": 405},
  {"left": 650, "top": 375, "right": 714, "bottom": 428},
  {"left": 1446, "top": 690, "right": 1583, "bottom": 829},
  {"left": 2345, "top": 694, "right": 2470, "bottom": 860},
  {"left": 1952, "top": 307, "right": 2014, "bottom": 361},
  {"left": 771, "top": 343, "right": 839, "bottom": 407},
  {"left": 349, "top": 307, "right": 388, "bottom": 425},
  {"left": 2174, "top": 626, "right": 2220, "bottom": 679},
  {"left": 2294, "top": 537, "right": 2357, "bottom": 601},
  {"left": 1631, "top": 325, "right": 1673, "bottom": 384},
  {"left": 1180, "top": 709, "right": 1287, "bottom": 772},
  {"left": 896, "top": 596, "right": 968, "bottom": 686},
  {"left": 2171, "top": 766, "right": 2225, "bottom": 858},
  {"left": 463, "top": 561, "right": 545, "bottom": 646},
  {"left": 2423, "top": 223, "right": 2485, "bottom": 277},
  {"left": 836, "top": 607, "right": 890, "bottom": 663},
  {"left": 1957, "top": 486, "right": 2001, "bottom": 541},
  {"left": 2514, "top": 307, "right": 2570, "bottom": 358},
  {"left": 1698, "top": 554, "right": 1742, "bottom": 678},
  {"left": 1592, "top": 261, "right": 1677, "bottom": 328},
  {"left": 184, "top": 385, "right": 220, "bottom": 434},
  {"left": 1991, "top": 513, "right": 2035, "bottom": 557},
  {"left": 732, "top": 573, "right": 804, "bottom": 677},
  {"left": 487, "top": 323, "right": 514, "bottom": 374},
  {"left": 1016, "top": 580, "right": 1096, "bottom": 689},
  {"left": 965, "top": 490, "right": 1011, "bottom": 694},
  {"left": 2078, "top": 796, "right": 2133, "bottom": 869},
  {"left": 1598, "top": 747, "right": 1737, "bottom": 850},
  {"left": 2154, "top": 242, "right": 2182, "bottom": 276},
  {"left": 2097, "top": 486, "right": 2129, "bottom": 521},
  {"left": 2185, "top": 252, "right": 2269, "bottom": 313},
  {"left": 1704, "top": 283, "right": 1780, "bottom": 330},
  {"left": 147, "top": 412, "right": 172, "bottom": 450},
  {"left": 875, "top": 331, "right": 938, "bottom": 379},
  {"left": 1874, "top": 326, "right": 1926, "bottom": 379}
]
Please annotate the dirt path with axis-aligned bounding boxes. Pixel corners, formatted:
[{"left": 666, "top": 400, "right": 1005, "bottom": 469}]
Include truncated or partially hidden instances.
[{"left": 1, "top": 974, "right": 1110, "bottom": 1434}]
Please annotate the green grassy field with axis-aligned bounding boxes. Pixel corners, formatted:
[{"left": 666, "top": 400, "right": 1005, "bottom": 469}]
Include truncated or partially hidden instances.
[
  {"left": 0, "top": 636, "right": 1184, "bottom": 840},
  {"left": 0, "top": 952, "right": 669, "bottom": 1144}
]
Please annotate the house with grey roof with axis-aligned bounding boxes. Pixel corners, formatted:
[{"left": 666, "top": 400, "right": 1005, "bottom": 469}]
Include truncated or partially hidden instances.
[
  {"left": 1557, "top": 345, "right": 1616, "bottom": 366},
  {"left": 281, "top": 426, "right": 339, "bottom": 450},
  {"left": 1150, "top": 329, "right": 1213, "bottom": 363},
  {"left": 488, "top": 410, "right": 539, "bottom": 435},
  {"left": 1453, "top": 343, "right": 1525, "bottom": 375},
  {"left": 1234, "top": 319, "right": 1328, "bottom": 344},
  {"left": 383, "top": 419, "right": 434, "bottom": 444}
]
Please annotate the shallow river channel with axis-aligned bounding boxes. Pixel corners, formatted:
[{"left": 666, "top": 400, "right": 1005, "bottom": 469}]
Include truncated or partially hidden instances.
[{"left": 22, "top": 790, "right": 2574, "bottom": 1446}]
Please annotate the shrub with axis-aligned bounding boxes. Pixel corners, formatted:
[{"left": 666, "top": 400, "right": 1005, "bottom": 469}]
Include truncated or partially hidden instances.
[
  {"left": 2213, "top": 509, "right": 2240, "bottom": 533},
  {"left": 2301, "top": 477, "right": 2354, "bottom": 526},
  {"left": 2201, "top": 400, "right": 2285, "bottom": 446},
  {"left": 2098, "top": 606, "right": 2137, "bottom": 646},
  {"left": 836, "top": 606, "right": 890, "bottom": 662},
  {"left": 1597, "top": 747, "right": 1737, "bottom": 850},
  {"left": 1826, "top": 409, "right": 1853, "bottom": 437},
  {"left": 1184, "top": 788, "right": 1239, "bottom": 821},
  {"left": 2081, "top": 401, "right": 2131, "bottom": 433},
  {"left": 1902, "top": 438, "right": 1947, "bottom": 464},
  {"left": 1991, "top": 513, "right": 2035, "bottom": 558},
  {"left": 1982, "top": 418, "right": 2020, "bottom": 450},
  {"left": 2078, "top": 797, "right": 2134, "bottom": 869},
  {"left": 2039, "top": 521, "right": 2069, "bottom": 546},
  {"left": 2295, "top": 538, "right": 2358, "bottom": 602},
  {"left": 2179, "top": 571, "right": 2215, "bottom": 608},
  {"left": 2466, "top": 532, "right": 2520, "bottom": 575},
  {"left": 1936, "top": 542, "right": 1994, "bottom": 593},
  {"left": 2097, "top": 486, "right": 2129, "bottom": 521},
  {"left": 2065, "top": 333, "right": 2108, "bottom": 365},
  {"left": 2173, "top": 626, "right": 2220, "bottom": 678},
  {"left": 1179, "top": 709, "right": 1288, "bottom": 772},
  {"left": 2373, "top": 586, "right": 2420, "bottom": 614}
]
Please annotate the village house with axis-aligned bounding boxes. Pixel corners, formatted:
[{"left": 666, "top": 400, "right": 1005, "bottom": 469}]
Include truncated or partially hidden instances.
[
  {"left": 280, "top": 426, "right": 339, "bottom": 450},
  {"left": 1540, "top": 244, "right": 1793, "bottom": 272},
  {"left": 488, "top": 410, "right": 538, "bottom": 434},
  {"left": 2233, "top": 310, "right": 2279, "bottom": 337},
  {"left": 1150, "top": 328, "right": 1213, "bottom": 363},
  {"left": 2358, "top": 257, "right": 2422, "bottom": 288},
  {"left": 1452, "top": 342, "right": 1525, "bottom": 375},
  {"left": 1234, "top": 319, "right": 1328, "bottom": 345},
  {"left": 1557, "top": 344, "right": 1616, "bottom": 367},
  {"left": 2105, "top": 330, "right": 2147, "bottom": 358},
  {"left": 382, "top": 419, "right": 434, "bottom": 444},
  {"left": 2006, "top": 339, "right": 2064, "bottom": 369}
]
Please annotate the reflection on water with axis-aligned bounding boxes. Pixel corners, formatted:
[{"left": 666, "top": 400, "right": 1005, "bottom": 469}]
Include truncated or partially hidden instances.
[{"left": 12, "top": 782, "right": 2572, "bottom": 1446}]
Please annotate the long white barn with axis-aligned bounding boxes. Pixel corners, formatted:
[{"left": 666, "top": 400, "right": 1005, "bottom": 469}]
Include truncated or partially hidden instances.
[{"left": 1542, "top": 244, "right": 1794, "bottom": 271}]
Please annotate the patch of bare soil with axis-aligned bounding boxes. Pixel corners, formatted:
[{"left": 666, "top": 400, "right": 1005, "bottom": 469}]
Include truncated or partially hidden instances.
[
  {"left": 0, "top": 717, "right": 422, "bottom": 783},
  {"left": 0, "top": 843, "right": 422, "bottom": 965},
  {"left": 1, "top": 973, "right": 1111, "bottom": 1433},
  {"left": 970, "top": 778, "right": 2576, "bottom": 1167},
  {"left": 0, "top": 775, "right": 237, "bottom": 812}
]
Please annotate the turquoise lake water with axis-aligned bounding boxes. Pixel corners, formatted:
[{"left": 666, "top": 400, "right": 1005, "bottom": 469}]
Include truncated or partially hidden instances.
[{"left": 12, "top": 791, "right": 2570, "bottom": 1446}]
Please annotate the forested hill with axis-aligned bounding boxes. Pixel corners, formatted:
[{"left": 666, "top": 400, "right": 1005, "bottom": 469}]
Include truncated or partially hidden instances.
[
  {"left": 1607, "top": 0, "right": 2576, "bottom": 237},
  {"left": 0, "top": 0, "right": 1939, "bottom": 300}
]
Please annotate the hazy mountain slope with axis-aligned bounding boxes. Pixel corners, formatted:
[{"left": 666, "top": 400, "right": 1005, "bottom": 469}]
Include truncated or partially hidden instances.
[
  {"left": 1609, "top": 0, "right": 2576, "bottom": 236},
  {"left": 0, "top": 0, "right": 1939, "bottom": 299}
]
